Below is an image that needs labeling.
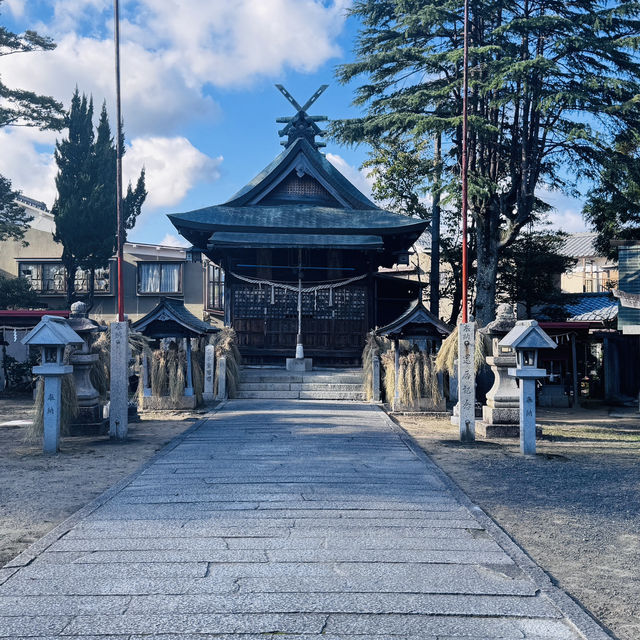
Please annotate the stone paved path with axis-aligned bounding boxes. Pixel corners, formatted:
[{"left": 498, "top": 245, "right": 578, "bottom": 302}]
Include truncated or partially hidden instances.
[{"left": 0, "top": 400, "right": 610, "bottom": 639}]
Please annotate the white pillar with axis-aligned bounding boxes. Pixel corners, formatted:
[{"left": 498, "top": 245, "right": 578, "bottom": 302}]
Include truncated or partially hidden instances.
[
  {"left": 371, "top": 352, "right": 380, "bottom": 403},
  {"left": 216, "top": 355, "right": 227, "bottom": 400},
  {"left": 458, "top": 322, "right": 476, "bottom": 442},
  {"left": 109, "top": 321, "right": 128, "bottom": 440},
  {"left": 32, "top": 369, "right": 71, "bottom": 454},
  {"left": 203, "top": 344, "right": 215, "bottom": 402},
  {"left": 393, "top": 339, "right": 399, "bottom": 412},
  {"left": 184, "top": 338, "right": 194, "bottom": 397},
  {"left": 141, "top": 351, "right": 151, "bottom": 397},
  {"left": 519, "top": 377, "right": 537, "bottom": 455}
]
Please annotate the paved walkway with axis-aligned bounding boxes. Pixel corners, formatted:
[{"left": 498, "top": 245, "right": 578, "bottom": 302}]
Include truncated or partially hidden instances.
[{"left": 0, "top": 401, "right": 610, "bottom": 639}]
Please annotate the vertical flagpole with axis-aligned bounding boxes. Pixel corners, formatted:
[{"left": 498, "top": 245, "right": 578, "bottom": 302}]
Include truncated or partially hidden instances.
[
  {"left": 114, "top": 0, "right": 124, "bottom": 322},
  {"left": 461, "top": 0, "right": 470, "bottom": 324},
  {"left": 456, "top": 0, "right": 475, "bottom": 442},
  {"left": 110, "top": 0, "right": 128, "bottom": 440}
]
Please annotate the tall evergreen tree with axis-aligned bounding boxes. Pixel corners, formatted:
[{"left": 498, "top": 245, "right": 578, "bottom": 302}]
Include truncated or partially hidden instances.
[
  {"left": 332, "top": 0, "right": 640, "bottom": 325},
  {"left": 52, "top": 93, "right": 147, "bottom": 307},
  {"left": 583, "top": 134, "right": 640, "bottom": 260},
  {"left": 0, "top": 1, "right": 64, "bottom": 243},
  {"left": 52, "top": 89, "right": 94, "bottom": 305},
  {"left": 498, "top": 229, "right": 575, "bottom": 318}
]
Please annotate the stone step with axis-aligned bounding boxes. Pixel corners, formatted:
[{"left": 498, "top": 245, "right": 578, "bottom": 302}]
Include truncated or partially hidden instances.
[
  {"left": 236, "top": 391, "right": 300, "bottom": 400},
  {"left": 235, "top": 390, "right": 365, "bottom": 400},
  {"left": 240, "top": 374, "right": 362, "bottom": 385},
  {"left": 240, "top": 382, "right": 363, "bottom": 392},
  {"left": 299, "top": 391, "right": 364, "bottom": 400}
]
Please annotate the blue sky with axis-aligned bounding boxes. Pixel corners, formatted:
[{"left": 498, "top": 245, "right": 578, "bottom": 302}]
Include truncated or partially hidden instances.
[{"left": 1, "top": 0, "right": 586, "bottom": 246}]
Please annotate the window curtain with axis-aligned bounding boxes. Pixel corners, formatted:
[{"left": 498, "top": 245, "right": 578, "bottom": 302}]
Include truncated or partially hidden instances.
[
  {"left": 160, "top": 264, "right": 180, "bottom": 292},
  {"left": 139, "top": 263, "right": 161, "bottom": 293}
]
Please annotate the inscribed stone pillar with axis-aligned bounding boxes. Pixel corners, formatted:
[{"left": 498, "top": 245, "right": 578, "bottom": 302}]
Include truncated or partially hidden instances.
[
  {"left": 109, "top": 321, "right": 129, "bottom": 440},
  {"left": 184, "top": 338, "right": 194, "bottom": 397},
  {"left": 457, "top": 323, "right": 475, "bottom": 442},
  {"left": 216, "top": 355, "right": 227, "bottom": 400},
  {"left": 203, "top": 344, "right": 215, "bottom": 402}
]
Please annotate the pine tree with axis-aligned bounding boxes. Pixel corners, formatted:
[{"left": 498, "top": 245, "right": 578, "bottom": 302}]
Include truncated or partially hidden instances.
[
  {"left": 332, "top": 0, "right": 640, "bottom": 325},
  {"left": 0, "top": 1, "right": 64, "bottom": 242}
]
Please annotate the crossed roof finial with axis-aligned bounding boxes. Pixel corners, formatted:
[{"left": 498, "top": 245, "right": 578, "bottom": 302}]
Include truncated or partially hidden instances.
[{"left": 275, "top": 84, "right": 329, "bottom": 150}]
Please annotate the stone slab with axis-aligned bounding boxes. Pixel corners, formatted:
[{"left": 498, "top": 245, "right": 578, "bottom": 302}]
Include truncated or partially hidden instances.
[{"left": 0, "top": 399, "right": 610, "bottom": 640}]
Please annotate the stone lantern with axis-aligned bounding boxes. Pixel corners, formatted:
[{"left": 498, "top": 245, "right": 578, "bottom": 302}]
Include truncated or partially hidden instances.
[
  {"left": 66, "top": 301, "right": 107, "bottom": 435},
  {"left": 499, "top": 320, "right": 557, "bottom": 455},
  {"left": 477, "top": 303, "right": 520, "bottom": 438},
  {"left": 21, "top": 316, "right": 83, "bottom": 454}
]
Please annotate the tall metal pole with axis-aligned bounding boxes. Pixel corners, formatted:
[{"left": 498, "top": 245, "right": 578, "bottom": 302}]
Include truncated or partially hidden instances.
[
  {"left": 461, "top": 0, "right": 470, "bottom": 324},
  {"left": 114, "top": 0, "right": 124, "bottom": 322},
  {"left": 456, "top": 0, "right": 475, "bottom": 443},
  {"left": 109, "top": 0, "right": 128, "bottom": 440}
]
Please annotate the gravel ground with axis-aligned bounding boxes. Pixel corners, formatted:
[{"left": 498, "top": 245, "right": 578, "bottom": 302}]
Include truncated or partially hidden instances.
[
  {"left": 0, "top": 392, "right": 203, "bottom": 567},
  {"left": 395, "top": 407, "right": 640, "bottom": 640}
]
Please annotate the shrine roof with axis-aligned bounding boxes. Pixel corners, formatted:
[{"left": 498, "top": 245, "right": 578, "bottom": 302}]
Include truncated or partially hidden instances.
[
  {"left": 222, "top": 137, "right": 379, "bottom": 210},
  {"left": 169, "top": 87, "right": 428, "bottom": 252},
  {"left": 131, "top": 297, "right": 218, "bottom": 339},
  {"left": 210, "top": 232, "right": 383, "bottom": 250},
  {"left": 376, "top": 299, "right": 451, "bottom": 338}
]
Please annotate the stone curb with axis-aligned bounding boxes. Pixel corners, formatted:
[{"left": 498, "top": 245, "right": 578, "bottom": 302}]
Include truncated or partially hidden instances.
[
  {"left": 0, "top": 401, "right": 227, "bottom": 578},
  {"left": 378, "top": 406, "right": 615, "bottom": 640}
]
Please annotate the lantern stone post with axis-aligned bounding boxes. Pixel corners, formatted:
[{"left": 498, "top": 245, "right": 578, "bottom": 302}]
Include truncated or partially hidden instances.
[
  {"left": 21, "top": 316, "right": 84, "bottom": 454},
  {"left": 499, "top": 320, "right": 557, "bottom": 456}
]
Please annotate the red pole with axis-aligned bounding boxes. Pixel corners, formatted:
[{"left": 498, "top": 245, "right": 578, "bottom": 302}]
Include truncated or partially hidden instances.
[
  {"left": 461, "top": 0, "right": 470, "bottom": 324},
  {"left": 114, "top": 0, "right": 125, "bottom": 322}
]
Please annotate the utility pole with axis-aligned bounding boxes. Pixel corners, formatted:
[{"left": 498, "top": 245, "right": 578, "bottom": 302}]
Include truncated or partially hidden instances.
[{"left": 109, "top": 0, "right": 128, "bottom": 440}]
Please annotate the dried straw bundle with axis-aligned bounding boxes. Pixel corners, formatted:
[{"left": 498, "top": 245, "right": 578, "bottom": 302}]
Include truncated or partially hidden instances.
[
  {"left": 214, "top": 327, "right": 241, "bottom": 398},
  {"left": 27, "top": 374, "right": 78, "bottom": 444},
  {"left": 421, "top": 351, "right": 442, "bottom": 406},
  {"left": 151, "top": 349, "right": 168, "bottom": 396},
  {"left": 361, "top": 331, "right": 383, "bottom": 401},
  {"left": 381, "top": 351, "right": 396, "bottom": 403},
  {"left": 168, "top": 349, "right": 186, "bottom": 404},
  {"left": 435, "top": 324, "right": 487, "bottom": 375}
]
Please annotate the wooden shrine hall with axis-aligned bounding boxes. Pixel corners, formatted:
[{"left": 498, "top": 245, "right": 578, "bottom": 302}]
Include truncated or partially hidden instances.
[{"left": 170, "top": 86, "right": 428, "bottom": 366}]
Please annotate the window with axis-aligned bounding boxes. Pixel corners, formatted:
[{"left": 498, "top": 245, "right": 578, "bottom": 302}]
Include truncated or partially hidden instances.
[
  {"left": 18, "top": 262, "right": 112, "bottom": 294},
  {"left": 207, "top": 263, "right": 225, "bottom": 310},
  {"left": 138, "top": 262, "right": 182, "bottom": 294},
  {"left": 18, "top": 262, "right": 65, "bottom": 293},
  {"left": 75, "top": 265, "right": 112, "bottom": 293}
]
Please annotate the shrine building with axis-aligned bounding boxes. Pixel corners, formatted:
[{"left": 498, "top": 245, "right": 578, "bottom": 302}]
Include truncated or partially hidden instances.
[{"left": 169, "top": 86, "right": 428, "bottom": 366}]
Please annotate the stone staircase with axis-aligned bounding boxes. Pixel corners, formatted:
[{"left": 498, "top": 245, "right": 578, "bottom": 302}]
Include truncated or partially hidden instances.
[{"left": 236, "top": 368, "right": 365, "bottom": 401}]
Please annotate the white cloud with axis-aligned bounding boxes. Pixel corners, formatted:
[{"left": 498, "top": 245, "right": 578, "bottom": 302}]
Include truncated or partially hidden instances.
[
  {"left": 123, "top": 136, "right": 223, "bottom": 210},
  {"left": 159, "top": 233, "right": 189, "bottom": 248},
  {"left": 326, "top": 153, "right": 374, "bottom": 200},
  {"left": 1, "top": 0, "right": 350, "bottom": 221},
  {"left": 0, "top": 128, "right": 58, "bottom": 206},
  {"left": 537, "top": 188, "right": 589, "bottom": 233},
  {"left": 5, "top": 0, "right": 26, "bottom": 17},
  {"left": 1, "top": 33, "right": 219, "bottom": 137}
]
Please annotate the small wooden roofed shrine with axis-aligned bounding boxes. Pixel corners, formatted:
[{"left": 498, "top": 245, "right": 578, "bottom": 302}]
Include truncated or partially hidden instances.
[
  {"left": 132, "top": 298, "right": 217, "bottom": 408},
  {"left": 131, "top": 297, "right": 217, "bottom": 340},
  {"left": 169, "top": 86, "right": 428, "bottom": 365},
  {"left": 376, "top": 298, "right": 451, "bottom": 348}
]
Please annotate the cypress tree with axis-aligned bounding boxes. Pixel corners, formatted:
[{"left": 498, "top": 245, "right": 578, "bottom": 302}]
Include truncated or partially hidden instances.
[
  {"left": 52, "top": 89, "right": 94, "bottom": 305},
  {"left": 52, "top": 93, "right": 146, "bottom": 308}
]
